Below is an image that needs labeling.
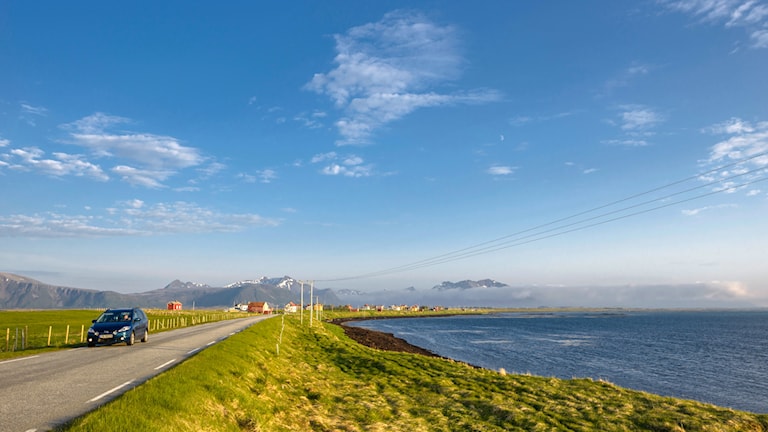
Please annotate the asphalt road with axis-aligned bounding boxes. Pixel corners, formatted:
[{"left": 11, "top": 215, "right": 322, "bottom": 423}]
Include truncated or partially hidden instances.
[{"left": 0, "top": 315, "right": 270, "bottom": 432}]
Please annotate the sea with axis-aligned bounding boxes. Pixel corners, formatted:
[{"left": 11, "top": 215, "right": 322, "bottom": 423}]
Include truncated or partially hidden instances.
[{"left": 347, "top": 310, "right": 768, "bottom": 414}]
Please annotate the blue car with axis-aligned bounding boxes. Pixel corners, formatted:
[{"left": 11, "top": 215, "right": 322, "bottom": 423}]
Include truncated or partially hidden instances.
[{"left": 87, "top": 308, "right": 149, "bottom": 347}]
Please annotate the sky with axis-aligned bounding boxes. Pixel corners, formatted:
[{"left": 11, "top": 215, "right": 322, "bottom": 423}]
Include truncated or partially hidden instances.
[{"left": 1, "top": 1, "right": 767, "bottom": 307}]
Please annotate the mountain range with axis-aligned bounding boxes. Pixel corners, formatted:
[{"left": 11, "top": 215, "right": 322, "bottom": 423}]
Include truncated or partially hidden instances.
[{"left": 0, "top": 273, "right": 339, "bottom": 309}]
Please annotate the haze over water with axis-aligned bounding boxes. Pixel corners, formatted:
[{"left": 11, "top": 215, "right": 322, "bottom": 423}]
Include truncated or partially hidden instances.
[{"left": 349, "top": 310, "right": 768, "bottom": 413}]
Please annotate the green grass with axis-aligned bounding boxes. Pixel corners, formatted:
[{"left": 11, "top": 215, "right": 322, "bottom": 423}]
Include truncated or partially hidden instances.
[
  {"left": 58, "top": 314, "right": 768, "bottom": 432},
  {"left": 0, "top": 309, "right": 249, "bottom": 360}
]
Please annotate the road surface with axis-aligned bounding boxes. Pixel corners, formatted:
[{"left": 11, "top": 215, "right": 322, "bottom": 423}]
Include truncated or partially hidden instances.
[{"left": 0, "top": 315, "right": 270, "bottom": 432}]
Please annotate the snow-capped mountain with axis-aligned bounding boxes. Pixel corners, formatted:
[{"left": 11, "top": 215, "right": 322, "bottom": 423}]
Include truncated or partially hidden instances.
[
  {"left": 432, "top": 279, "right": 509, "bottom": 291},
  {"left": 163, "top": 279, "right": 211, "bottom": 290},
  {"left": 224, "top": 276, "right": 298, "bottom": 290}
]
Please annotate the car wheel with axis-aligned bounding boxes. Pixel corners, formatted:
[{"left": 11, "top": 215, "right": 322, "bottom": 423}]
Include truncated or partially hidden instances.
[
  {"left": 141, "top": 329, "right": 148, "bottom": 343},
  {"left": 127, "top": 331, "right": 135, "bottom": 346},
  {"left": 88, "top": 342, "right": 95, "bottom": 348}
]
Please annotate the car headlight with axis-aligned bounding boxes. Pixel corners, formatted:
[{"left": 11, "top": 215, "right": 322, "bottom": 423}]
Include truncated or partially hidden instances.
[{"left": 117, "top": 326, "right": 131, "bottom": 333}]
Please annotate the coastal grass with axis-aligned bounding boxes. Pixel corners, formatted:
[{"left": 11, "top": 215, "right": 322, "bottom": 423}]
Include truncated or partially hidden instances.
[
  {"left": 59, "top": 314, "right": 768, "bottom": 431},
  {"left": 0, "top": 309, "right": 248, "bottom": 360}
]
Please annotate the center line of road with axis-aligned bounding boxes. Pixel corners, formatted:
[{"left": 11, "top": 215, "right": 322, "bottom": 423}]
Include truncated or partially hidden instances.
[
  {"left": 0, "top": 355, "right": 40, "bottom": 365},
  {"left": 88, "top": 380, "right": 134, "bottom": 403},
  {"left": 154, "top": 359, "right": 176, "bottom": 370}
]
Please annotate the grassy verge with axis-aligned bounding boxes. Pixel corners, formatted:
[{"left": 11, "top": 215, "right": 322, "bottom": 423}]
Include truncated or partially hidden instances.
[
  {"left": 59, "top": 314, "right": 768, "bottom": 431},
  {"left": 0, "top": 309, "right": 249, "bottom": 360}
]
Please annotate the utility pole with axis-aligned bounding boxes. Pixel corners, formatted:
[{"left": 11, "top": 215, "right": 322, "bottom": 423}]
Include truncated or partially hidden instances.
[
  {"left": 309, "top": 280, "right": 314, "bottom": 327},
  {"left": 300, "top": 280, "right": 304, "bottom": 325}
]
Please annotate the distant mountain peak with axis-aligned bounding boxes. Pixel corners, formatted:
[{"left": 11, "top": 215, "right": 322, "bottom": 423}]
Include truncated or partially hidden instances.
[
  {"left": 224, "top": 276, "right": 298, "bottom": 290},
  {"left": 433, "top": 279, "right": 509, "bottom": 291},
  {"left": 0, "top": 272, "right": 44, "bottom": 284},
  {"left": 163, "top": 280, "right": 211, "bottom": 290}
]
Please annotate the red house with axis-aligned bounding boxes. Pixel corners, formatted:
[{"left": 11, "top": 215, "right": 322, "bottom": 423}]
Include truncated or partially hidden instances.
[
  {"left": 247, "top": 301, "right": 271, "bottom": 314},
  {"left": 167, "top": 300, "right": 182, "bottom": 311}
]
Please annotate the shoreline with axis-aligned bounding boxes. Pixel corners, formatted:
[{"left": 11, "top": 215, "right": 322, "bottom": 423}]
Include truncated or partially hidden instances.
[{"left": 329, "top": 316, "right": 482, "bottom": 368}]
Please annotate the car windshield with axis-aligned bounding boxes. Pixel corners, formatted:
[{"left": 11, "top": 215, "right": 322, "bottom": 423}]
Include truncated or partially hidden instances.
[{"left": 96, "top": 311, "right": 131, "bottom": 323}]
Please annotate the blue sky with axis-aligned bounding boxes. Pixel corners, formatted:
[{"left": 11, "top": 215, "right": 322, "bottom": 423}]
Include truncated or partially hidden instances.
[{"left": 2, "top": 1, "right": 767, "bottom": 307}]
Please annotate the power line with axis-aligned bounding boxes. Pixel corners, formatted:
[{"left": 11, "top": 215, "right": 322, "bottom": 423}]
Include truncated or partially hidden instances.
[{"left": 317, "top": 151, "right": 768, "bottom": 282}]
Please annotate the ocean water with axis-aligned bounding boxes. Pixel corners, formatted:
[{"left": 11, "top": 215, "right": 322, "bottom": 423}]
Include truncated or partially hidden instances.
[{"left": 348, "top": 310, "right": 768, "bottom": 413}]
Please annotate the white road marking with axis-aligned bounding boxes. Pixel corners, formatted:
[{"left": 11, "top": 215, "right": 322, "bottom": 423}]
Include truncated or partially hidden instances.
[
  {"left": 187, "top": 347, "right": 201, "bottom": 354},
  {"left": 0, "top": 355, "right": 40, "bottom": 365},
  {"left": 154, "top": 359, "right": 176, "bottom": 370},
  {"left": 87, "top": 380, "right": 134, "bottom": 403},
  {"left": 206, "top": 341, "right": 216, "bottom": 346}
]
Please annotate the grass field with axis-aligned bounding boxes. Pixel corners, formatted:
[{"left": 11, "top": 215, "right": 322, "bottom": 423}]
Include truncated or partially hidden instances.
[
  {"left": 0, "top": 309, "right": 248, "bottom": 360},
  {"left": 58, "top": 313, "right": 768, "bottom": 432}
]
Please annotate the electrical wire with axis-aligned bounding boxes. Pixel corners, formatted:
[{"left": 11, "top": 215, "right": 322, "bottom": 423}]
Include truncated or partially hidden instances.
[{"left": 316, "top": 151, "right": 768, "bottom": 282}]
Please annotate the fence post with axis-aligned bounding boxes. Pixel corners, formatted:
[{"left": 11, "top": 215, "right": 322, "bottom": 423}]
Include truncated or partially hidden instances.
[
  {"left": 65, "top": 325, "right": 70, "bottom": 345},
  {"left": 48, "top": 326, "right": 52, "bottom": 347},
  {"left": 5, "top": 328, "right": 9, "bottom": 352}
]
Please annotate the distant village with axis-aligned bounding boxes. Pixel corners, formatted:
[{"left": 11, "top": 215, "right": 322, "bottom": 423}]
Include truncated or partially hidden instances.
[{"left": 165, "top": 300, "right": 448, "bottom": 314}]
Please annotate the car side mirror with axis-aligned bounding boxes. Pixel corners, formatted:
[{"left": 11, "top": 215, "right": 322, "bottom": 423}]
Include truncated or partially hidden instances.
[{"left": 92, "top": 319, "right": 96, "bottom": 323}]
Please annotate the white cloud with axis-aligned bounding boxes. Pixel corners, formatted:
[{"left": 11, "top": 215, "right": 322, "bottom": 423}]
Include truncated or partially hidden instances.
[
  {"left": 0, "top": 201, "right": 280, "bottom": 238},
  {"left": 56, "top": 113, "right": 204, "bottom": 188},
  {"left": 619, "top": 105, "right": 664, "bottom": 130},
  {"left": 312, "top": 152, "right": 372, "bottom": 177},
  {"left": 306, "top": 10, "right": 500, "bottom": 145},
  {"left": 237, "top": 173, "right": 257, "bottom": 183},
  {"left": 257, "top": 169, "right": 277, "bottom": 183},
  {"left": 602, "top": 139, "right": 650, "bottom": 147},
  {"left": 660, "top": 0, "right": 768, "bottom": 48},
  {"left": 752, "top": 28, "right": 768, "bottom": 47},
  {"left": 700, "top": 119, "right": 768, "bottom": 194},
  {"left": 703, "top": 117, "right": 755, "bottom": 134},
  {"left": 7, "top": 147, "right": 108, "bottom": 181},
  {"left": 487, "top": 165, "right": 516, "bottom": 176},
  {"left": 294, "top": 111, "right": 327, "bottom": 129},
  {"left": 682, "top": 203, "right": 738, "bottom": 215},
  {"left": 0, "top": 138, "right": 9, "bottom": 147},
  {"left": 311, "top": 152, "right": 338, "bottom": 163},
  {"left": 111, "top": 165, "right": 171, "bottom": 188},
  {"left": 20, "top": 103, "right": 48, "bottom": 117},
  {"left": 509, "top": 111, "right": 575, "bottom": 127},
  {"left": 18, "top": 103, "right": 49, "bottom": 126},
  {"left": 601, "top": 62, "right": 654, "bottom": 95},
  {"left": 705, "top": 118, "right": 768, "bottom": 163},
  {"left": 197, "top": 161, "right": 227, "bottom": 179}
]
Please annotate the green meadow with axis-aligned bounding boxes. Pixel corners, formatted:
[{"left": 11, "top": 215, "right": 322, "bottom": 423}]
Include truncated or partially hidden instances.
[
  {"left": 58, "top": 313, "right": 768, "bottom": 432},
  {"left": 0, "top": 309, "right": 248, "bottom": 360}
]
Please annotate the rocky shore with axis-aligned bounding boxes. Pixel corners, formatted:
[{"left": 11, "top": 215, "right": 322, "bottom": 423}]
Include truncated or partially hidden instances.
[{"left": 330, "top": 317, "right": 443, "bottom": 357}]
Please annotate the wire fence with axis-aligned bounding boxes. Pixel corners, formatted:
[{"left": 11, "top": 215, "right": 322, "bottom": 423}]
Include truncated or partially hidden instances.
[{"left": 1, "top": 311, "right": 250, "bottom": 353}]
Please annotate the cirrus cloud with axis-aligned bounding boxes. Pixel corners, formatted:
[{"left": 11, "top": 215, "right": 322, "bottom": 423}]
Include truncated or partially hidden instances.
[
  {"left": 0, "top": 200, "right": 280, "bottom": 238},
  {"left": 306, "top": 10, "right": 500, "bottom": 146}
]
